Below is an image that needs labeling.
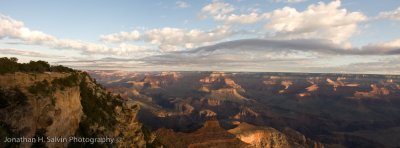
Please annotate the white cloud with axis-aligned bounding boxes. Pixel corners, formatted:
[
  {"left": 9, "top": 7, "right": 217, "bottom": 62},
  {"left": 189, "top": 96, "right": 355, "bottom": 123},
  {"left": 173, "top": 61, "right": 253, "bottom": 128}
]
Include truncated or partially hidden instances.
[
  {"left": 266, "top": 0, "right": 366, "bottom": 44},
  {"left": 214, "top": 12, "right": 268, "bottom": 24},
  {"left": 0, "top": 15, "right": 149, "bottom": 55},
  {"left": 100, "top": 25, "right": 234, "bottom": 52},
  {"left": 201, "top": 1, "right": 234, "bottom": 17},
  {"left": 176, "top": 1, "right": 190, "bottom": 8},
  {"left": 378, "top": 7, "right": 400, "bottom": 20},
  {"left": 100, "top": 31, "right": 140, "bottom": 43},
  {"left": 144, "top": 25, "right": 233, "bottom": 51},
  {"left": 272, "top": 0, "right": 306, "bottom": 3},
  {"left": 0, "top": 48, "right": 64, "bottom": 58},
  {"left": 0, "top": 15, "right": 56, "bottom": 44},
  {"left": 200, "top": 0, "right": 267, "bottom": 24},
  {"left": 363, "top": 39, "right": 400, "bottom": 53}
]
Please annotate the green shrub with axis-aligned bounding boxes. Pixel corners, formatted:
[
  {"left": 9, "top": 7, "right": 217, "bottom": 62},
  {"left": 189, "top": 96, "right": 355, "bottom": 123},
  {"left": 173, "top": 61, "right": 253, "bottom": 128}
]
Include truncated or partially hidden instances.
[
  {"left": 142, "top": 126, "right": 163, "bottom": 148},
  {"left": 79, "top": 79, "right": 116, "bottom": 127},
  {"left": 51, "top": 73, "right": 79, "bottom": 89},
  {"left": 50, "top": 65, "right": 74, "bottom": 72},
  {"left": 0, "top": 87, "right": 27, "bottom": 107},
  {"left": 0, "top": 57, "right": 19, "bottom": 74},
  {"left": 19, "top": 60, "right": 50, "bottom": 73},
  {"left": 28, "top": 80, "right": 52, "bottom": 95},
  {"left": 72, "top": 75, "right": 126, "bottom": 147},
  {"left": 0, "top": 88, "right": 9, "bottom": 109},
  {"left": 12, "top": 87, "right": 28, "bottom": 106},
  {"left": 0, "top": 57, "right": 76, "bottom": 74}
]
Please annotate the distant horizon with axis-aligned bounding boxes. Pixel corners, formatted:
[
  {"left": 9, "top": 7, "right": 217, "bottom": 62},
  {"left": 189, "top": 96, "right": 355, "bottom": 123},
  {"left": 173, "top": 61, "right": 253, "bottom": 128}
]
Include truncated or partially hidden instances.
[
  {"left": 1, "top": 0, "right": 400, "bottom": 74},
  {"left": 3, "top": 55, "right": 400, "bottom": 76},
  {"left": 85, "top": 69, "right": 400, "bottom": 76}
]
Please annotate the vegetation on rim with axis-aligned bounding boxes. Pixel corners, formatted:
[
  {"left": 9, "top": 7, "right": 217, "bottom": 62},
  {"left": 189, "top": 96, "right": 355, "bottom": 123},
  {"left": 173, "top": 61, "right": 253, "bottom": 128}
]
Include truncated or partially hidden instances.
[{"left": 0, "top": 57, "right": 74, "bottom": 74}]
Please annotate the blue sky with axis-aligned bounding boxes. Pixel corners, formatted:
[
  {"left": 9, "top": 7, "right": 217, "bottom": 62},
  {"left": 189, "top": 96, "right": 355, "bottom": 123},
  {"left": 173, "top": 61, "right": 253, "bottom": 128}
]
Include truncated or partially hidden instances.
[{"left": 1, "top": 0, "right": 400, "bottom": 74}]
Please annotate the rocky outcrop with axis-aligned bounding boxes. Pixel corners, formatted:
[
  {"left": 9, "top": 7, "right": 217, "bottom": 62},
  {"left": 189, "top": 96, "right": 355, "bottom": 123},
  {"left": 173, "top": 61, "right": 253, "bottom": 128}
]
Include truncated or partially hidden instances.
[
  {"left": 306, "top": 84, "right": 319, "bottom": 92},
  {"left": 155, "top": 120, "right": 250, "bottom": 148},
  {"left": 354, "top": 84, "right": 390, "bottom": 99},
  {"left": 279, "top": 80, "right": 293, "bottom": 93},
  {"left": 210, "top": 88, "right": 247, "bottom": 101},
  {"left": 228, "top": 123, "right": 291, "bottom": 148},
  {"left": 327, "top": 78, "right": 360, "bottom": 91},
  {"left": 206, "top": 98, "right": 222, "bottom": 106},
  {"left": 228, "top": 123, "right": 324, "bottom": 148},
  {"left": 139, "top": 72, "right": 181, "bottom": 89},
  {"left": 233, "top": 107, "right": 259, "bottom": 120},
  {"left": 0, "top": 71, "right": 153, "bottom": 147},
  {"left": 200, "top": 72, "right": 227, "bottom": 83},
  {"left": 0, "top": 72, "right": 82, "bottom": 147},
  {"left": 160, "top": 71, "right": 181, "bottom": 80},
  {"left": 46, "top": 87, "right": 83, "bottom": 148},
  {"left": 0, "top": 72, "right": 69, "bottom": 87},
  {"left": 175, "top": 103, "right": 194, "bottom": 115},
  {"left": 199, "top": 109, "right": 217, "bottom": 118}
]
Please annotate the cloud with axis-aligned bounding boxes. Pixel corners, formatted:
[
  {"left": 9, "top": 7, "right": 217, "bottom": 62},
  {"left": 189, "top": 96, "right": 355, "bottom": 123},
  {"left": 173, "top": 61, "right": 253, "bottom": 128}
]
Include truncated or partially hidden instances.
[
  {"left": 266, "top": 0, "right": 366, "bottom": 44},
  {"left": 200, "top": 0, "right": 267, "bottom": 24},
  {"left": 135, "top": 38, "right": 400, "bottom": 74},
  {"left": 176, "top": 1, "right": 190, "bottom": 8},
  {"left": 214, "top": 12, "right": 268, "bottom": 24},
  {"left": 271, "top": 0, "right": 306, "bottom": 4},
  {"left": 201, "top": 1, "right": 235, "bottom": 17},
  {"left": 0, "top": 48, "right": 64, "bottom": 58},
  {"left": 100, "top": 31, "right": 140, "bottom": 43},
  {"left": 340, "top": 60, "right": 400, "bottom": 74},
  {"left": 378, "top": 6, "right": 400, "bottom": 20},
  {"left": 0, "top": 15, "right": 55, "bottom": 44},
  {"left": 140, "top": 39, "right": 327, "bottom": 68},
  {"left": 189, "top": 38, "right": 400, "bottom": 55},
  {"left": 100, "top": 25, "right": 234, "bottom": 52},
  {"left": 0, "top": 15, "right": 151, "bottom": 56},
  {"left": 361, "top": 39, "right": 400, "bottom": 55},
  {"left": 98, "top": 0, "right": 367, "bottom": 53},
  {"left": 140, "top": 38, "right": 400, "bottom": 66},
  {"left": 145, "top": 26, "right": 234, "bottom": 51},
  {"left": 52, "top": 38, "right": 400, "bottom": 73}
]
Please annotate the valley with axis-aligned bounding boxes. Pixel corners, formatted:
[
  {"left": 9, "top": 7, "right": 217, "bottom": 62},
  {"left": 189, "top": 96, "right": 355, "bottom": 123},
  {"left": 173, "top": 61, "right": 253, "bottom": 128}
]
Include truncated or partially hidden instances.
[{"left": 88, "top": 71, "right": 400, "bottom": 147}]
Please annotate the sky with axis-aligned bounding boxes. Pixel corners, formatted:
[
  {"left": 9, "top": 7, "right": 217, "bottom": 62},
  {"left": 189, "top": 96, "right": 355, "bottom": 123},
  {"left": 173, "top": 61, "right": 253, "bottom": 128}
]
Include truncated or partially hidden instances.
[{"left": 1, "top": 0, "right": 400, "bottom": 74}]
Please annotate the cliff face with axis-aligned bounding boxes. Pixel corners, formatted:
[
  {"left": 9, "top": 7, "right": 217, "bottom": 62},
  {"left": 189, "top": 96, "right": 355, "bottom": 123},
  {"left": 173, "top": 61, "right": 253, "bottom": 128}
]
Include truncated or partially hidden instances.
[
  {"left": 0, "top": 72, "right": 151, "bottom": 147},
  {"left": 0, "top": 72, "right": 83, "bottom": 147}
]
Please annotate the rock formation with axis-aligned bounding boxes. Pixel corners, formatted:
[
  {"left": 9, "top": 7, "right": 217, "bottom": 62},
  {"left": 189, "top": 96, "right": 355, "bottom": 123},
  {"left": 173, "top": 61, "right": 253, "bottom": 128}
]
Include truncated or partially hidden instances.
[{"left": 0, "top": 71, "right": 156, "bottom": 147}]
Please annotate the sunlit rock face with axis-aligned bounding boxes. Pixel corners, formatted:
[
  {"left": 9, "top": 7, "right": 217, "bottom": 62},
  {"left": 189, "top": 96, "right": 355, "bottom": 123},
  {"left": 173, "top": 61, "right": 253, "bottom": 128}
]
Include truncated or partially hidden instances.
[
  {"left": 199, "top": 109, "right": 217, "bottom": 118},
  {"left": 210, "top": 88, "right": 247, "bottom": 101},
  {"left": 199, "top": 72, "right": 227, "bottom": 84},
  {"left": 326, "top": 78, "right": 360, "bottom": 91},
  {"left": 306, "top": 84, "right": 319, "bottom": 92},
  {"left": 155, "top": 120, "right": 251, "bottom": 148},
  {"left": 354, "top": 84, "right": 390, "bottom": 99},
  {"left": 199, "top": 72, "right": 247, "bottom": 102},
  {"left": 233, "top": 107, "right": 259, "bottom": 120},
  {"left": 206, "top": 98, "right": 222, "bottom": 106},
  {"left": 279, "top": 80, "right": 293, "bottom": 94},
  {"left": 0, "top": 73, "right": 83, "bottom": 148},
  {"left": 228, "top": 123, "right": 324, "bottom": 148},
  {"left": 0, "top": 72, "right": 152, "bottom": 147}
]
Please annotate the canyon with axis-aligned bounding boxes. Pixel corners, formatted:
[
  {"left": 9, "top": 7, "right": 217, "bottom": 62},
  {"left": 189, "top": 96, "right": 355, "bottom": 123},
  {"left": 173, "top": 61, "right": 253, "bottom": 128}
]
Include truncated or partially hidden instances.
[
  {"left": 89, "top": 71, "right": 400, "bottom": 148},
  {"left": 2, "top": 64, "right": 400, "bottom": 147}
]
